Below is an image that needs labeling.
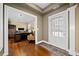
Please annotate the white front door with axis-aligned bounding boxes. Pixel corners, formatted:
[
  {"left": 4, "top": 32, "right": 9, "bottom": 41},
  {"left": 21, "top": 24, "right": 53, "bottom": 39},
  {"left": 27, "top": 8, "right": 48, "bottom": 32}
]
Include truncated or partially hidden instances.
[{"left": 48, "top": 10, "right": 68, "bottom": 51}]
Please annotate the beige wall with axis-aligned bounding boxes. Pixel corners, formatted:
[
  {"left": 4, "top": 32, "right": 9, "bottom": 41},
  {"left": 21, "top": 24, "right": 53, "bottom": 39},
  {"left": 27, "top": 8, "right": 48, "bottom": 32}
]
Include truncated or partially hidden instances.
[
  {"left": 75, "top": 4, "right": 79, "bottom": 53},
  {"left": 5, "top": 4, "right": 43, "bottom": 42},
  {"left": 10, "top": 20, "right": 28, "bottom": 31},
  {"left": 42, "top": 4, "right": 69, "bottom": 41}
]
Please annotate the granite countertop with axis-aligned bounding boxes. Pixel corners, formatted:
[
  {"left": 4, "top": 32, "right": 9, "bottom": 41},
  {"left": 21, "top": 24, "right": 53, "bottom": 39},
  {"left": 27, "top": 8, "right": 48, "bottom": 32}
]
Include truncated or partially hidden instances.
[{"left": 15, "top": 31, "right": 32, "bottom": 35}]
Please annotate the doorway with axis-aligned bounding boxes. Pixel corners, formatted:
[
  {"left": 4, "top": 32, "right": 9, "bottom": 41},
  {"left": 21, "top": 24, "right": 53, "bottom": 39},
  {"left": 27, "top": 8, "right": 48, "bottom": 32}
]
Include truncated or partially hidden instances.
[{"left": 4, "top": 5, "right": 37, "bottom": 55}]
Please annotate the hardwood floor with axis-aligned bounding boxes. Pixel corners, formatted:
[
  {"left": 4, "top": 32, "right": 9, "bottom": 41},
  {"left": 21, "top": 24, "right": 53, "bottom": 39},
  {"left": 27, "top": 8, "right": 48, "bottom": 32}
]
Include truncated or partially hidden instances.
[
  {"left": 8, "top": 39, "right": 54, "bottom": 56},
  {"left": 8, "top": 38, "right": 70, "bottom": 56},
  {"left": 39, "top": 43, "right": 70, "bottom": 56}
]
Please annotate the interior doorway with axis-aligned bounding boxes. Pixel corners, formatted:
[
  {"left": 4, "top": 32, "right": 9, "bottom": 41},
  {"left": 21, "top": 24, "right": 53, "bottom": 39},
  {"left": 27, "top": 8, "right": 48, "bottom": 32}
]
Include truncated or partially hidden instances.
[{"left": 4, "top": 5, "right": 37, "bottom": 55}]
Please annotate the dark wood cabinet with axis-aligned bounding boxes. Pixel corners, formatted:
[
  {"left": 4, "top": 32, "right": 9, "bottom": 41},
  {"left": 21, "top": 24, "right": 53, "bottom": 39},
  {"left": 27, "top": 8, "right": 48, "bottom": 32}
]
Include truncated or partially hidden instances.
[
  {"left": 8, "top": 24, "right": 16, "bottom": 38},
  {"left": 15, "top": 32, "right": 33, "bottom": 42},
  {"left": 15, "top": 34, "right": 20, "bottom": 42}
]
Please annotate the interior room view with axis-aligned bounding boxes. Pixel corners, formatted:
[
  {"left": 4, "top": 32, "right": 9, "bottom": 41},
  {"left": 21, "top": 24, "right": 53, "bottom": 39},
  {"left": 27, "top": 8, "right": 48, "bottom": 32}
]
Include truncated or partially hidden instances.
[
  {"left": 0, "top": 3, "right": 79, "bottom": 56},
  {"left": 8, "top": 6, "right": 36, "bottom": 55}
]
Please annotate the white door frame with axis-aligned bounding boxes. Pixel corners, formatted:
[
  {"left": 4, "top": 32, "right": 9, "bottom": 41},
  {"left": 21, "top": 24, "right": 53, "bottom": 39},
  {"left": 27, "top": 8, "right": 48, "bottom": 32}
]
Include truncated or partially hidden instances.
[
  {"left": 48, "top": 10, "right": 68, "bottom": 51},
  {"left": 0, "top": 3, "right": 3, "bottom": 52},
  {"left": 67, "top": 5, "right": 77, "bottom": 55},
  {"left": 4, "top": 5, "right": 38, "bottom": 55}
]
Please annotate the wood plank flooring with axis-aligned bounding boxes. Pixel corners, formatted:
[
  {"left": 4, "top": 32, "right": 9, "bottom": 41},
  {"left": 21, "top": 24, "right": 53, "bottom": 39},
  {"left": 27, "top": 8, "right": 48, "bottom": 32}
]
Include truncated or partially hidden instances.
[{"left": 8, "top": 39, "right": 55, "bottom": 56}]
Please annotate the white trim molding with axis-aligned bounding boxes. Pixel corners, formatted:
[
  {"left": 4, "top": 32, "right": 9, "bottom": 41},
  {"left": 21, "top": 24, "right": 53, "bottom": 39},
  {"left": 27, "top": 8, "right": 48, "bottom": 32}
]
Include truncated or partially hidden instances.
[
  {"left": 4, "top": 5, "right": 8, "bottom": 56},
  {"left": 67, "top": 4, "right": 78, "bottom": 56},
  {"left": 0, "top": 3, "right": 3, "bottom": 53},
  {"left": 36, "top": 41, "right": 44, "bottom": 44},
  {"left": 36, "top": 40, "right": 48, "bottom": 44}
]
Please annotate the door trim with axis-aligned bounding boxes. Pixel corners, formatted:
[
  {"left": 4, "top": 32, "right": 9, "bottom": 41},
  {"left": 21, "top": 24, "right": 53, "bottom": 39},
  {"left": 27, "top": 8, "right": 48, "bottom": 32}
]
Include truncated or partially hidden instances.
[{"left": 67, "top": 5, "right": 78, "bottom": 55}]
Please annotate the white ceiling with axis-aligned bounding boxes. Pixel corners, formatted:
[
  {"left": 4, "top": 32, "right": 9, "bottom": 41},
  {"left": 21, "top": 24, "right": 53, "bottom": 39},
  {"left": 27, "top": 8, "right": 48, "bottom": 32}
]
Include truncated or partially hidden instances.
[
  {"left": 8, "top": 6, "right": 35, "bottom": 23},
  {"left": 34, "top": 3, "right": 50, "bottom": 9}
]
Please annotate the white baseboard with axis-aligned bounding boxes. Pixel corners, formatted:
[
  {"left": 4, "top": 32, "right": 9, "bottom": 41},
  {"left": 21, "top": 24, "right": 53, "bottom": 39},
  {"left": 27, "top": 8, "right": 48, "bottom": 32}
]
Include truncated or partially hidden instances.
[
  {"left": 42, "top": 40, "right": 49, "bottom": 43},
  {"left": 37, "top": 40, "right": 48, "bottom": 44},
  {"left": 36, "top": 40, "right": 44, "bottom": 44}
]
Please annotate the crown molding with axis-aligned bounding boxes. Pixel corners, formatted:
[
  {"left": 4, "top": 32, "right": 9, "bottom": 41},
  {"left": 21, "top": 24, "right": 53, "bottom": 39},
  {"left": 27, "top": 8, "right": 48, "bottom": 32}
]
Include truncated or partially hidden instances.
[
  {"left": 4, "top": 3, "right": 42, "bottom": 16},
  {"left": 26, "top": 3, "right": 42, "bottom": 13},
  {"left": 25, "top": 3, "right": 65, "bottom": 14},
  {"left": 4, "top": 3, "right": 71, "bottom": 16}
]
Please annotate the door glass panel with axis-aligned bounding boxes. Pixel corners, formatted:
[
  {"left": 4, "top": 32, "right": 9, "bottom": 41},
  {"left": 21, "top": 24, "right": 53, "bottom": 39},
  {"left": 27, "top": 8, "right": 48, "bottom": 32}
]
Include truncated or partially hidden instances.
[{"left": 48, "top": 10, "right": 68, "bottom": 50}]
